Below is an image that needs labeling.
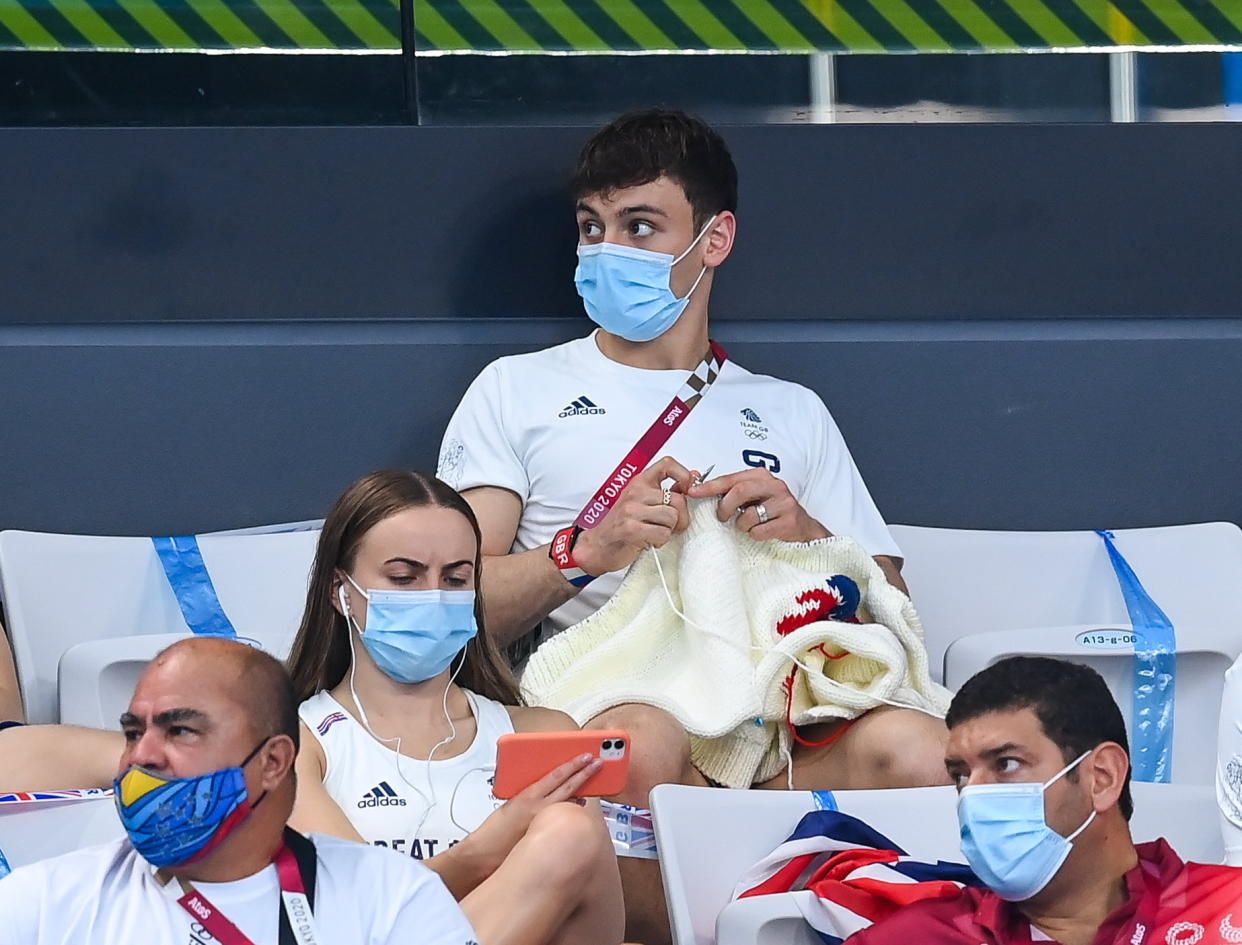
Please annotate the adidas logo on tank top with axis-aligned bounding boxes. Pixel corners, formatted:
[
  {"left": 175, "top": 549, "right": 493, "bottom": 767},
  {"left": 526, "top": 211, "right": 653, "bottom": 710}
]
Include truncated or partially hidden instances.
[
  {"left": 558, "top": 396, "right": 606, "bottom": 418},
  {"left": 358, "top": 781, "right": 408, "bottom": 808}
]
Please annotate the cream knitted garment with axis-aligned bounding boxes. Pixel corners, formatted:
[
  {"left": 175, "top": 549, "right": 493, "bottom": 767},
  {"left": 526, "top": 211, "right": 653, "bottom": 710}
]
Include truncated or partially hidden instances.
[{"left": 521, "top": 499, "right": 950, "bottom": 788}]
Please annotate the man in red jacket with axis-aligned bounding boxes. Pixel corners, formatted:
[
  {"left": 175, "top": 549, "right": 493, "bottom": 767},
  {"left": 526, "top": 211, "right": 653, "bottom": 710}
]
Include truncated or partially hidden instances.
[{"left": 849, "top": 656, "right": 1242, "bottom": 945}]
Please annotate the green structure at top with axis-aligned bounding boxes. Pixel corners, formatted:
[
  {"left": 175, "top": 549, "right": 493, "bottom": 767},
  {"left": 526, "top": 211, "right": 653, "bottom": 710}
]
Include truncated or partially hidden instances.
[{"left": 1, "top": 0, "right": 1240, "bottom": 51}]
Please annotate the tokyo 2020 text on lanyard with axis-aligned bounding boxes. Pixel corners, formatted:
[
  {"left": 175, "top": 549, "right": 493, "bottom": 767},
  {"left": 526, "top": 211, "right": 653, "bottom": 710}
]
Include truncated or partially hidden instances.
[
  {"left": 160, "top": 828, "right": 320, "bottom": 945},
  {"left": 574, "top": 342, "right": 728, "bottom": 530}
]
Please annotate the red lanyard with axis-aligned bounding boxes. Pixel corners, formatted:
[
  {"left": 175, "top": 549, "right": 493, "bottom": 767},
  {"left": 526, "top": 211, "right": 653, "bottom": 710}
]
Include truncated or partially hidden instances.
[
  {"left": 574, "top": 341, "right": 728, "bottom": 529},
  {"left": 170, "top": 844, "right": 314, "bottom": 945}
]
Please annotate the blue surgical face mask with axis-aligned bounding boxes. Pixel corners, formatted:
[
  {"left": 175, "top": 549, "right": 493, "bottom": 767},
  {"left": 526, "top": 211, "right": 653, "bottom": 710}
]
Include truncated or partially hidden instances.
[
  {"left": 574, "top": 215, "right": 717, "bottom": 343},
  {"left": 342, "top": 574, "right": 478, "bottom": 684},
  {"left": 957, "top": 750, "right": 1097, "bottom": 902},
  {"left": 113, "top": 738, "right": 269, "bottom": 868}
]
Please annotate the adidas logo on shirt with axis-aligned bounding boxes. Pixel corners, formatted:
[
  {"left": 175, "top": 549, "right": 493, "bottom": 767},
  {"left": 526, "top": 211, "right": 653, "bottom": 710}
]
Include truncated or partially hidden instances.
[
  {"left": 358, "top": 781, "right": 408, "bottom": 808},
  {"left": 559, "top": 396, "right": 606, "bottom": 418}
]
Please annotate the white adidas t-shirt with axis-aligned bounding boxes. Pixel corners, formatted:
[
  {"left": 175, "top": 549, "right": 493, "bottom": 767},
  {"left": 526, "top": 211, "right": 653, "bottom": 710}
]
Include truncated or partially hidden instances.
[
  {"left": 0, "top": 833, "right": 478, "bottom": 945},
  {"left": 299, "top": 690, "right": 512, "bottom": 861},
  {"left": 438, "top": 331, "right": 901, "bottom": 637}
]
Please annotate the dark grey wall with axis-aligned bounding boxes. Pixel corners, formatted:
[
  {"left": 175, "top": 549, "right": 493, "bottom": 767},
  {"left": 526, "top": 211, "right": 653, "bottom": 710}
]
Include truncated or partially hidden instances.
[{"left": 2, "top": 124, "right": 1239, "bottom": 535}]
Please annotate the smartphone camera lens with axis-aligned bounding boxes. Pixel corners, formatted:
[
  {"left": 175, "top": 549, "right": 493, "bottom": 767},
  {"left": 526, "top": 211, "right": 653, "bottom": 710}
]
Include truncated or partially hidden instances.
[
  {"left": 615, "top": 739, "right": 625, "bottom": 750},
  {"left": 602, "top": 739, "right": 613, "bottom": 750}
]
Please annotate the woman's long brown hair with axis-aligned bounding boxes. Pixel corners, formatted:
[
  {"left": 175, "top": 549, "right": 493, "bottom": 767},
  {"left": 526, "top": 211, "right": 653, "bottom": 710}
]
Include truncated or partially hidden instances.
[{"left": 286, "top": 469, "right": 521, "bottom": 706}]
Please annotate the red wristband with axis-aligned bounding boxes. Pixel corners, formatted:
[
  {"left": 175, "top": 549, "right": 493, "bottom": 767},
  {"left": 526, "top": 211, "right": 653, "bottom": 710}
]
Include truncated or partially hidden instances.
[{"left": 549, "top": 525, "right": 595, "bottom": 588}]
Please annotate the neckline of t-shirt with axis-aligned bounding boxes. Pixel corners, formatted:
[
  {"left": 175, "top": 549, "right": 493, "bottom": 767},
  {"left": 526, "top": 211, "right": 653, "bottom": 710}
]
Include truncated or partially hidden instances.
[
  {"left": 150, "top": 855, "right": 277, "bottom": 900},
  {"left": 578, "top": 330, "right": 730, "bottom": 382},
  {"left": 321, "top": 689, "right": 493, "bottom": 768}
]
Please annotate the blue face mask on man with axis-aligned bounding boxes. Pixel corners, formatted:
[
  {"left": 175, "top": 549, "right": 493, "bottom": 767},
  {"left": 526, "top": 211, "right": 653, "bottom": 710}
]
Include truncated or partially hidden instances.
[
  {"left": 114, "top": 738, "right": 270, "bottom": 868},
  {"left": 957, "top": 749, "right": 1097, "bottom": 902},
  {"left": 341, "top": 574, "right": 478, "bottom": 684},
  {"left": 574, "top": 215, "right": 717, "bottom": 343}
]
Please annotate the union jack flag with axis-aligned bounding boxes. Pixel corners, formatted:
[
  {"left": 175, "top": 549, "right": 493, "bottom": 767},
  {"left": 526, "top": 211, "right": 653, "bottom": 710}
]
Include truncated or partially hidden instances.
[
  {"left": 316, "top": 711, "right": 348, "bottom": 736},
  {"left": 0, "top": 788, "right": 112, "bottom": 805},
  {"left": 732, "top": 810, "right": 979, "bottom": 944}
]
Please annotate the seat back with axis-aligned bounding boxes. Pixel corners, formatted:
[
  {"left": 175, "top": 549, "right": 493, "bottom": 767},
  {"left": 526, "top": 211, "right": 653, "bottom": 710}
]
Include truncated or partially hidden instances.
[
  {"left": 0, "top": 528, "right": 319, "bottom": 723},
  {"left": 945, "top": 624, "right": 1240, "bottom": 784},
  {"left": 652, "top": 781, "right": 1224, "bottom": 945},
  {"left": 889, "top": 522, "right": 1242, "bottom": 684},
  {"left": 651, "top": 784, "right": 961, "bottom": 945},
  {"left": 0, "top": 795, "right": 124, "bottom": 870},
  {"left": 58, "top": 633, "right": 195, "bottom": 728},
  {"left": 1129, "top": 782, "right": 1226, "bottom": 864}
]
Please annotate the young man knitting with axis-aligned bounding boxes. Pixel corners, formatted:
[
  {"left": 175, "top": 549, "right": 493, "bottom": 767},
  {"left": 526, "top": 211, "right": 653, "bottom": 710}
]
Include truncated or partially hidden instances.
[{"left": 438, "top": 108, "right": 949, "bottom": 943}]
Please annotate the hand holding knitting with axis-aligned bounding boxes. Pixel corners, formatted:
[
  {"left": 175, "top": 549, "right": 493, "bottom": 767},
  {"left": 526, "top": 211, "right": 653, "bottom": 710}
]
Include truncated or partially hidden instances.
[
  {"left": 573, "top": 455, "right": 694, "bottom": 576},
  {"left": 462, "top": 753, "right": 602, "bottom": 876},
  {"left": 688, "top": 466, "right": 830, "bottom": 542}
]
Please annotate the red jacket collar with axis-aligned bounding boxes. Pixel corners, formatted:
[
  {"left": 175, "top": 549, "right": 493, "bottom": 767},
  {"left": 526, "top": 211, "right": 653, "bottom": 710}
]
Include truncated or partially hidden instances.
[{"left": 973, "top": 840, "right": 1183, "bottom": 944}]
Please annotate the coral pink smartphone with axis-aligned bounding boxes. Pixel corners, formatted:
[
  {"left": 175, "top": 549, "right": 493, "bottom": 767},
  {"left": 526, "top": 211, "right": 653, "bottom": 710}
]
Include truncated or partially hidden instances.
[{"left": 492, "top": 729, "right": 630, "bottom": 800}]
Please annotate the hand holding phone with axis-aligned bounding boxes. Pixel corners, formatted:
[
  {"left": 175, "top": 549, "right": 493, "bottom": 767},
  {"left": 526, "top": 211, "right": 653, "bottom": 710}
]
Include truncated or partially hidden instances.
[
  {"left": 459, "top": 749, "right": 606, "bottom": 875},
  {"left": 493, "top": 729, "right": 630, "bottom": 800}
]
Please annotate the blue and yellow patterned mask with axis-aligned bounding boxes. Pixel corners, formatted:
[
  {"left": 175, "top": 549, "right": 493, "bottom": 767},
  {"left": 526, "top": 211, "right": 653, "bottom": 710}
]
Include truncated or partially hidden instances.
[{"left": 113, "top": 738, "right": 268, "bottom": 868}]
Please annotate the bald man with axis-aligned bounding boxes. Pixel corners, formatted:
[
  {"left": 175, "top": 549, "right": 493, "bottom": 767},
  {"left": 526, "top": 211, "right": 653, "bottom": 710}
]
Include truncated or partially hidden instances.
[{"left": 0, "top": 638, "right": 479, "bottom": 945}]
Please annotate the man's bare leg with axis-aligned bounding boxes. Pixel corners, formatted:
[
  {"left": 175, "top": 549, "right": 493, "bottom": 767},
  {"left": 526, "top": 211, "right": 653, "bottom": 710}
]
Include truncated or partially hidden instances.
[
  {"left": 756, "top": 707, "right": 950, "bottom": 790},
  {"left": 461, "top": 801, "right": 624, "bottom": 945},
  {"left": 587, "top": 704, "right": 707, "bottom": 945}
]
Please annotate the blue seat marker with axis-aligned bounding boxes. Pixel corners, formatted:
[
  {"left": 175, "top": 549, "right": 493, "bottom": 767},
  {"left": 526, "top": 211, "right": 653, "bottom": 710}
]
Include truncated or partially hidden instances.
[
  {"left": 151, "top": 535, "right": 238, "bottom": 639},
  {"left": 1095, "top": 530, "right": 1176, "bottom": 783},
  {"left": 812, "top": 790, "right": 838, "bottom": 811}
]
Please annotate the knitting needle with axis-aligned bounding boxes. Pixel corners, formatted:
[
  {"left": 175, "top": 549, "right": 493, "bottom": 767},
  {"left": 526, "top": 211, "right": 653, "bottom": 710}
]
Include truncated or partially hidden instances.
[{"left": 693, "top": 464, "right": 715, "bottom": 486}]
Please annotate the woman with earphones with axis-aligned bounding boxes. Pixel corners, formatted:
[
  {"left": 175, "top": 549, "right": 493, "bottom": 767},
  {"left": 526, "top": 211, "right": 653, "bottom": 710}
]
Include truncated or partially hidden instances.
[{"left": 286, "top": 469, "right": 624, "bottom": 945}]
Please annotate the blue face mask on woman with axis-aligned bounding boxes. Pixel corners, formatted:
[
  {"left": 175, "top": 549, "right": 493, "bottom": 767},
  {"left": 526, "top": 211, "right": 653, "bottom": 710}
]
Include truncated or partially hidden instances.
[
  {"left": 342, "top": 574, "right": 478, "bottom": 684},
  {"left": 957, "top": 749, "right": 1097, "bottom": 902},
  {"left": 574, "top": 215, "right": 716, "bottom": 343}
]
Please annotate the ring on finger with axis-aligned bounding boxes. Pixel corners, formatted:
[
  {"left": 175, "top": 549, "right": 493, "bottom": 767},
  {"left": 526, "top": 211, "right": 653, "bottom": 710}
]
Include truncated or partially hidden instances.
[
  {"left": 755, "top": 502, "right": 769, "bottom": 524},
  {"left": 662, "top": 487, "right": 672, "bottom": 506}
]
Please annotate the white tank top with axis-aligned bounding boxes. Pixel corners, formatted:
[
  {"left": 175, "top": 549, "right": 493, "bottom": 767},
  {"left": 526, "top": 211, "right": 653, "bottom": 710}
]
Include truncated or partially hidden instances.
[{"left": 299, "top": 688, "right": 512, "bottom": 861}]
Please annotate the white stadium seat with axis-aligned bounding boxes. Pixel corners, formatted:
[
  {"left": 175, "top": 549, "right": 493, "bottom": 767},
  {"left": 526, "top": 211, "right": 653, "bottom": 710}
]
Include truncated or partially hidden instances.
[
  {"left": 651, "top": 781, "right": 1224, "bottom": 945},
  {"left": 889, "top": 522, "right": 1242, "bottom": 685},
  {"left": 200, "top": 519, "right": 324, "bottom": 537},
  {"left": 891, "top": 523, "right": 1242, "bottom": 784},
  {"left": 0, "top": 528, "right": 319, "bottom": 725},
  {"left": 945, "top": 623, "right": 1239, "bottom": 785},
  {"left": 0, "top": 795, "right": 124, "bottom": 871},
  {"left": 57, "top": 632, "right": 194, "bottom": 730}
]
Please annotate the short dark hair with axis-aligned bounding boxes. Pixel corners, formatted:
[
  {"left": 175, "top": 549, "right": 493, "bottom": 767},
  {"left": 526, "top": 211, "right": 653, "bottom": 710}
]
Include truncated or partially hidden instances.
[
  {"left": 240, "top": 646, "right": 300, "bottom": 756},
  {"left": 946, "top": 656, "right": 1133, "bottom": 820},
  {"left": 570, "top": 108, "right": 738, "bottom": 227}
]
